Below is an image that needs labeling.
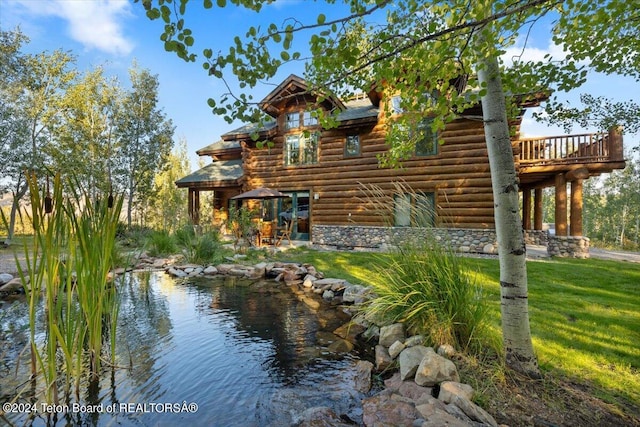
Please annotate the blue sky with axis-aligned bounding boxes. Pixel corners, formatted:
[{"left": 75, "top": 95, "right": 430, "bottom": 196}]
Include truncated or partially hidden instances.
[{"left": 2, "top": 0, "right": 638, "bottom": 171}]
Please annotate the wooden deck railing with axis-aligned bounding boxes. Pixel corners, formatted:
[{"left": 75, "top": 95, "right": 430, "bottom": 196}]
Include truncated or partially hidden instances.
[{"left": 517, "top": 132, "right": 611, "bottom": 166}]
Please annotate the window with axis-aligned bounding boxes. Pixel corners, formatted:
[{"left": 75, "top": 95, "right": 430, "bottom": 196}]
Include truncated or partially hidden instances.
[
  {"left": 303, "top": 111, "right": 318, "bottom": 126},
  {"left": 345, "top": 135, "right": 360, "bottom": 157},
  {"left": 285, "top": 133, "right": 318, "bottom": 166},
  {"left": 285, "top": 112, "right": 300, "bottom": 130},
  {"left": 415, "top": 118, "right": 438, "bottom": 156},
  {"left": 394, "top": 192, "right": 435, "bottom": 227}
]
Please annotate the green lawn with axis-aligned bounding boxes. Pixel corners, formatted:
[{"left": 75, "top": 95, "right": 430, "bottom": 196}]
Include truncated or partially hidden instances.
[{"left": 276, "top": 248, "right": 640, "bottom": 407}]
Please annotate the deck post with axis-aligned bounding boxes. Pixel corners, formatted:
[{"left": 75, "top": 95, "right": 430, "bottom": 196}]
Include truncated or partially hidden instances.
[
  {"left": 555, "top": 174, "right": 568, "bottom": 236},
  {"left": 570, "top": 179, "right": 583, "bottom": 236},
  {"left": 188, "top": 188, "right": 201, "bottom": 225},
  {"left": 522, "top": 188, "right": 532, "bottom": 230},
  {"left": 609, "top": 126, "right": 624, "bottom": 161},
  {"left": 534, "top": 188, "right": 543, "bottom": 230}
]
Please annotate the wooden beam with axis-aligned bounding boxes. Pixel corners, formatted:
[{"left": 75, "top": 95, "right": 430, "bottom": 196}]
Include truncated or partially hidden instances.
[
  {"left": 534, "top": 188, "right": 543, "bottom": 230},
  {"left": 555, "top": 174, "right": 567, "bottom": 236},
  {"left": 565, "top": 167, "right": 589, "bottom": 182},
  {"left": 570, "top": 179, "right": 583, "bottom": 236},
  {"left": 522, "top": 188, "right": 532, "bottom": 230}
]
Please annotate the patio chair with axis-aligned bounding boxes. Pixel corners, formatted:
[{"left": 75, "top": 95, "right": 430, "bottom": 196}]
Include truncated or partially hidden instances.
[{"left": 275, "top": 219, "right": 293, "bottom": 247}]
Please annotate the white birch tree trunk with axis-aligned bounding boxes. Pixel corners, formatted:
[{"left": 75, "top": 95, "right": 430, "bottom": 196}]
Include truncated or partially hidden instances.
[{"left": 477, "top": 52, "right": 541, "bottom": 378}]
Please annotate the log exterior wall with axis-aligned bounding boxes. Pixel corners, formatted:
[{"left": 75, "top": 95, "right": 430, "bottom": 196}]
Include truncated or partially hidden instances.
[{"left": 241, "top": 116, "right": 498, "bottom": 232}]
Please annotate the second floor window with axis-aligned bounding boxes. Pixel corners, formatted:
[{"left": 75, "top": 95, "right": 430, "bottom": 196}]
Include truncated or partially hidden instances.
[
  {"left": 285, "top": 110, "right": 318, "bottom": 130},
  {"left": 285, "top": 133, "right": 318, "bottom": 166},
  {"left": 345, "top": 135, "right": 361, "bottom": 157}
]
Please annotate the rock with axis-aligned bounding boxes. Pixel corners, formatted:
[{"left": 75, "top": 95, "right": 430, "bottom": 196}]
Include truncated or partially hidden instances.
[
  {"left": 405, "top": 335, "right": 425, "bottom": 347},
  {"left": 398, "top": 381, "right": 433, "bottom": 401},
  {"left": 322, "top": 290, "right": 334, "bottom": 300},
  {"left": 383, "top": 372, "right": 403, "bottom": 391},
  {"left": 0, "top": 277, "right": 24, "bottom": 293},
  {"left": 342, "top": 284, "right": 368, "bottom": 304},
  {"left": 362, "top": 391, "right": 420, "bottom": 427},
  {"left": 375, "top": 345, "right": 394, "bottom": 371},
  {"left": 0, "top": 273, "right": 14, "bottom": 285},
  {"left": 389, "top": 340, "right": 406, "bottom": 359},
  {"left": 399, "top": 345, "right": 433, "bottom": 381},
  {"left": 327, "top": 338, "right": 354, "bottom": 353},
  {"left": 415, "top": 351, "right": 460, "bottom": 386},
  {"left": 303, "top": 274, "right": 316, "bottom": 288},
  {"left": 438, "top": 381, "right": 474, "bottom": 404},
  {"left": 298, "top": 407, "right": 352, "bottom": 427},
  {"left": 333, "top": 321, "right": 366, "bottom": 343},
  {"left": 354, "top": 360, "right": 374, "bottom": 393},
  {"left": 166, "top": 267, "right": 187, "bottom": 278},
  {"left": 203, "top": 266, "right": 218, "bottom": 275},
  {"left": 451, "top": 395, "right": 498, "bottom": 426},
  {"left": 379, "top": 323, "right": 406, "bottom": 347},
  {"left": 437, "top": 344, "right": 457, "bottom": 358}
]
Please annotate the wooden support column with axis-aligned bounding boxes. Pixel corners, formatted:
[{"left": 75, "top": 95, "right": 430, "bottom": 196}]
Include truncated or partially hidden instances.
[
  {"left": 609, "top": 126, "right": 624, "bottom": 161},
  {"left": 555, "top": 174, "right": 568, "bottom": 236},
  {"left": 534, "top": 188, "right": 543, "bottom": 230},
  {"left": 188, "top": 189, "right": 201, "bottom": 225},
  {"left": 522, "top": 188, "right": 532, "bottom": 230},
  {"left": 570, "top": 179, "right": 583, "bottom": 236}
]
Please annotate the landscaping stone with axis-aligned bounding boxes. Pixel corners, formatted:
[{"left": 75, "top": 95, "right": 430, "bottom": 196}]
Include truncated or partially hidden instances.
[
  {"left": 379, "top": 323, "right": 406, "bottom": 347},
  {"left": 399, "top": 345, "right": 433, "bottom": 381},
  {"left": 415, "top": 351, "right": 460, "bottom": 386}
]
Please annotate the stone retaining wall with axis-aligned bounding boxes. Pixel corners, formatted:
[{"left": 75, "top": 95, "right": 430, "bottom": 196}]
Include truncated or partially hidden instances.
[{"left": 312, "top": 225, "right": 498, "bottom": 254}]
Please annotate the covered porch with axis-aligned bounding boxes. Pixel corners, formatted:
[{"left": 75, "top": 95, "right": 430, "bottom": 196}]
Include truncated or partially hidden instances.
[{"left": 174, "top": 159, "right": 244, "bottom": 228}]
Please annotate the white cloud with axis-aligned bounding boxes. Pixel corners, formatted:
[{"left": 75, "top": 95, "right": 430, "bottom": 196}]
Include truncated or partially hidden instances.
[
  {"left": 11, "top": 0, "right": 134, "bottom": 56},
  {"left": 502, "top": 39, "right": 568, "bottom": 66}
]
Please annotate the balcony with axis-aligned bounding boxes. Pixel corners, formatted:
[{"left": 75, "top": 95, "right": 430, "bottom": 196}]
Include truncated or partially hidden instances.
[{"left": 516, "top": 127, "right": 625, "bottom": 186}]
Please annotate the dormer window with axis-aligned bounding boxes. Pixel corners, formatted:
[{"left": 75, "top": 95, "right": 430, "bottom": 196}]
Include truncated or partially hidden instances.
[
  {"left": 285, "top": 110, "right": 318, "bottom": 130},
  {"left": 285, "top": 112, "right": 300, "bottom": 130}
]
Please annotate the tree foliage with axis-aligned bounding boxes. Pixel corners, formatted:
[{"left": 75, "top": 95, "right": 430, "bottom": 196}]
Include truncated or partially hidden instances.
[{"left": 0, "top": 27, "right": 176, "bottom": 237}]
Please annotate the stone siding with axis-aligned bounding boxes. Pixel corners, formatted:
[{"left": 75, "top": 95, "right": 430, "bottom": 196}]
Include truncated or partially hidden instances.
[
  {"left": 547, "top": 236, "right": 590, "bottom": 258},
  {"left": 312, "top": 225, "right": 498, "bottom": 254},
  {"left": 524, "top": 230, "right": 549, "bottom": 246}
]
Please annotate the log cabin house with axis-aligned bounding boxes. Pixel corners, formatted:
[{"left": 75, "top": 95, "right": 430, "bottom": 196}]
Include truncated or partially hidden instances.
[{"left": 176, "top": 74, "right": 626, "bottom": 257}]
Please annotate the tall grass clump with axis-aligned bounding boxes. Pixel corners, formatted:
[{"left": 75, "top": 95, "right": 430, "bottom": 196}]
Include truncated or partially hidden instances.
[
  {"left": 359, "top": 181, "right": 489, "bottom": 353},
  {"left": 366, "top": 237, "right": 489, "bottom": 352},
  {"left": 148, "top": 229, "right": 178, "bottom": 256},
  {"left": 13, "top": 172, "right": 123, "bottom": 406},
  {"left": 174, "top": 224, "right": 224, "bottom": 264}
]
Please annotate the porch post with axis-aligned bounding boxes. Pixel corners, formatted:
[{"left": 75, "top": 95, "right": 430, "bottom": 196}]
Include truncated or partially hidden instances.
[
  {"left": 534, "top": 188, "right": 543, "bottom": 230},
  {"left": 570, "top": 179, "right": 583, "bottom": 236},
  {"left": 188, "top": 189, "right": 201, "bottom": 225},
  {"left": 609, "top": 126, "right": 624, "bottom": 161},
  {"left": 555, "top": 174, "right": 568, "bottom": 237},
  {"left": 522, "top": 188, "right": 532, "bottom": 230}
]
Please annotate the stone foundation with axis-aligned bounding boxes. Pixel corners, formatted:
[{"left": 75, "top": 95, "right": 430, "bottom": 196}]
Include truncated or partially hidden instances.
[
  {"left": 547, "top": 236, "right": 590, "bottom": 258},
  {"left": 312, "top": 225, "right": 498, "bottom": 255},
  {"left": 524, "top": 230, "right": 549, "bottom": 246}
]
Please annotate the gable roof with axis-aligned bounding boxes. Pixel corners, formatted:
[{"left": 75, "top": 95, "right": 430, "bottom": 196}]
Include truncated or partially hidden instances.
[
  {"left": 259, "top": 74, "right": 346, "bottom": 117},
  {"left": 174, "top": 159, "right": 243, "bottom": 188}
]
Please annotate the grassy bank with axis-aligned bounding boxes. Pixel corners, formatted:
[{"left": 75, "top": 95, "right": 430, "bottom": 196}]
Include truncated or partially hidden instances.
[{"left": 277, "top": 248, "right": 640, "bottom": 412}]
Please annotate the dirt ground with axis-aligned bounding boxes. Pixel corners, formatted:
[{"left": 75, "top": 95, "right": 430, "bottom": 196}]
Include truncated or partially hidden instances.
[{"left": 1, "top": 248, "right": 639, "bottom": 426}]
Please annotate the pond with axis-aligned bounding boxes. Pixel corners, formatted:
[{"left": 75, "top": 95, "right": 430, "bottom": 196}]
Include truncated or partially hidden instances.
[{"left": 0, "top": 271, "right": 372, "bottom": 426}]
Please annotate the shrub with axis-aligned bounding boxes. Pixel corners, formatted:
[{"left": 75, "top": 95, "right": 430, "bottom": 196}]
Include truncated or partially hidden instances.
[
  {"left": 364, "top": 236, "right": 489, "bottom": 353},
  {"left": 147, "top": 230, "right": 177, "bottom": 256}
]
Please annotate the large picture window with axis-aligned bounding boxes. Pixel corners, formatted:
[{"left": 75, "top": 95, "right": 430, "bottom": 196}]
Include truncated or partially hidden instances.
[
  {"left": 285, "top": 133, "right": 318, "bottom": 166},
  {"left": 394, "top": 192, "right": 435, "bottom": 227}
]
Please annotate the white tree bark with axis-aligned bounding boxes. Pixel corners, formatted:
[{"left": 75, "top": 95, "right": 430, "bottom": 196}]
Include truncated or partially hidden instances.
[{"left": 477, "top": 53, "right": 541, "bottom": 378}]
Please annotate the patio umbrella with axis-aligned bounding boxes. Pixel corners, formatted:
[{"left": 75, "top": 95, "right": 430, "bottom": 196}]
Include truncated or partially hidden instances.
[{"left": 231, "top": 187, "right": 288, "bottom": 200}]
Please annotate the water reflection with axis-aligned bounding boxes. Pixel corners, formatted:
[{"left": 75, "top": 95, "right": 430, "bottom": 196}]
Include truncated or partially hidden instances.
[{"left": 1, "top": 271, "right": 365, "bottom": 426}]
